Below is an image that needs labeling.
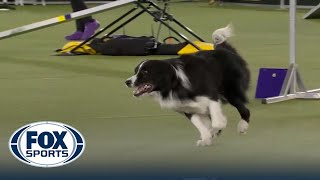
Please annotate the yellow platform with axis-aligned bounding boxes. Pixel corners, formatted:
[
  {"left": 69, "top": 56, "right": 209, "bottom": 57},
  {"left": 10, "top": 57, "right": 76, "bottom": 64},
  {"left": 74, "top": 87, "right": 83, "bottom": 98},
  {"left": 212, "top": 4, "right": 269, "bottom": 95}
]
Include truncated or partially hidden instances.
[{"left": 178, "top": 41, "right": 214, "bottom": 55}]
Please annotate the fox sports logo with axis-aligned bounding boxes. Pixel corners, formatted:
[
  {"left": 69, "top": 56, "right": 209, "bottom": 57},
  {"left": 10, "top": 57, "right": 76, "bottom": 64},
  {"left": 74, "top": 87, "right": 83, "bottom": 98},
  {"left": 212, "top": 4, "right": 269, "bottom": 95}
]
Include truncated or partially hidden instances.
[{"left": 9, "top": 121, "right": 85, "bottom": 168}]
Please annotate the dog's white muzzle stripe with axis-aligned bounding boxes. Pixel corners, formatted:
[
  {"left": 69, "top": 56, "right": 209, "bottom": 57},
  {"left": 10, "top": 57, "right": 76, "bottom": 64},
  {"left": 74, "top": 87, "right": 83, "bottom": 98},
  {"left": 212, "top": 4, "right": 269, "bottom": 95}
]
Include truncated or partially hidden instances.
[{"left": 126, "top": 75, "right": 137, "bottom": 87}]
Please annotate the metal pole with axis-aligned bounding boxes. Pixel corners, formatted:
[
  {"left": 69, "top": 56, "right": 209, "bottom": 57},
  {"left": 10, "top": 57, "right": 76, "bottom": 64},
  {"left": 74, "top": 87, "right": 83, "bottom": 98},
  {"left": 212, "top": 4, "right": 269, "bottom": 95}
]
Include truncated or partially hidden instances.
[
  {"left": 148, "top": 0, "right": 205, "bottom": 42},
  {"left": 280, "top": 0, "right": 285, "bottom": 9},
  {"left": 262, "top": 0, "right": 320, "bottom": 104},
  {"left": 102, "top": 8, "right": 146, "bottom": 38},
  {"left": 136, "top": 2, "right": 201, "bottom": 49},
  {"left": 289, "top": 0, "right": 296, "bottom": 92},
  {"left": 289, "top": 0, "right": 296, "bottom": 65}
]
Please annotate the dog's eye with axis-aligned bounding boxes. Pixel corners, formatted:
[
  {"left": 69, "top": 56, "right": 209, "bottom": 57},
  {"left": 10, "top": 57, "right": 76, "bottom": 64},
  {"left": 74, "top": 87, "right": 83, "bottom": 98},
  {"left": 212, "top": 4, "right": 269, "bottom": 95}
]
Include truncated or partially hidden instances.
[{"left": 142, "top": 70, "right": 149, "bottom": 74}]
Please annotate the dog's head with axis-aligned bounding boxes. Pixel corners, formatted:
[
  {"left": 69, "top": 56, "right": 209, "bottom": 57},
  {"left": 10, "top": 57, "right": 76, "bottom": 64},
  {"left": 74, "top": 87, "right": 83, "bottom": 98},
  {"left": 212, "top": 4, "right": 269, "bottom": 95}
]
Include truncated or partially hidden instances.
[{"left": 125, "top": 60, "right": 178, "bottom": 97}]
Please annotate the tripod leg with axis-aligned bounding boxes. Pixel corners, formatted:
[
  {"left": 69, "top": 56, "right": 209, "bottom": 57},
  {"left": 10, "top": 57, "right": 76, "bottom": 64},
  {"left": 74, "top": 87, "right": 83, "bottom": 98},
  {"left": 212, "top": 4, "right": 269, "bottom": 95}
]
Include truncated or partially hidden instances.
[
  {"left": 102, "top": 8, "right": 147, "bottom": 38},
  {"left": 136, "top": 2, "right": 201, "bottom": 50},
  {"left": 149, "top": 1, "right": 205, "bottom": 42},
  {"left": 70, "top": 7, "right": 138, "bottom": 54}
]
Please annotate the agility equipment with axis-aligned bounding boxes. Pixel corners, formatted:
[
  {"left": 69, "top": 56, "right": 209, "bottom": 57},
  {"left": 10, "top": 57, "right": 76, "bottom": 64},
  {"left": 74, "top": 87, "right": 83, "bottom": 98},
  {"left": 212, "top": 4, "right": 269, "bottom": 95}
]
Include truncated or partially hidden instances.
[
  {"left": 61, "top": 0, "right": 204, "bottom": 55},
  {"left": 304, "top": 3, "right": 320, "bottom": 19},
  {"left": 177, "top": 41, "right": 213, "bottom": 55},
  {"left": 56, "top": 41, "right": 96, "bottom": 55},
  {"left": 0, "top": 0, "right": 204, "bottom": 55},
  {"left": 262, "top": 0, "right": 320, "bottom": 104},
  {"left": 56, "top": 38, "right": 212, "bottom": 56},
  {"left": 0, "top": 0, "right": 136, "bottom": 40},
  {"left": 280, "top": 0, "right": 285, "bottom": 9},
  {"left": 255, "top": 68, "right": 287, "bottom": 99}
]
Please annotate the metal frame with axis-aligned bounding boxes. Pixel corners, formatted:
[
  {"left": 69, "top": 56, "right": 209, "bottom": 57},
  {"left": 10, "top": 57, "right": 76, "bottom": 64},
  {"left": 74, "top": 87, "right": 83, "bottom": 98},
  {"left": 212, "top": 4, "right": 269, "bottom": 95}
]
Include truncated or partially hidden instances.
[
  {"left": 262, "top": 0, "right": 320, "bottom": 104},
  {"left": 303, "top": 2, "right": 320, "bottom": 19},
  {"left": 66, "top": 0, "right": 203, "bottom": 55}
]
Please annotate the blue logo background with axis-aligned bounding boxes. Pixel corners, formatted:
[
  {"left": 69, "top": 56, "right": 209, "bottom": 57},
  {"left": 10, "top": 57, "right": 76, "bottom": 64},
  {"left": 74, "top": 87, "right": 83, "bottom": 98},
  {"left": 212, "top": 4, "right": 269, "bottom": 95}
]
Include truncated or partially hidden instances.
[{"left": 9, "top": 121, "right": 85, "bottom": 168}]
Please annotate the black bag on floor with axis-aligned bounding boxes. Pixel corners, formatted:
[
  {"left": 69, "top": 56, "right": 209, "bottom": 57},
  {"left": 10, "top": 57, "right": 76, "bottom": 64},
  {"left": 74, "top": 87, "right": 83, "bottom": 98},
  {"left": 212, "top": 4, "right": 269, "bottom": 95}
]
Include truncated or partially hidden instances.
[
  {"left": 89, "top": 35, "right": 156, "bottom": 56},
  {"left": 89, "top": 35, "right": 186, "bottom": 56}
]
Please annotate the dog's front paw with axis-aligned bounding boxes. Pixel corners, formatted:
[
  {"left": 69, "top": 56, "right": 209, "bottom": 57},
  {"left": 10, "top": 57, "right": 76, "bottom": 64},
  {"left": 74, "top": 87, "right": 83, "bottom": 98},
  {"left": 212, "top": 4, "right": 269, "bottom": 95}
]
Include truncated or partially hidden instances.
[
  {"left": 211, "top": 117, "right": 227, "bottom": 130},
  {"left": 237, "top": 120, "right": 249, "bottom": 134},
  {"left": 196, "top": 138, "right": 212, "bottom": 147},
  {"left": 210, "top": 128, "right": 223, "bottom": 137}
]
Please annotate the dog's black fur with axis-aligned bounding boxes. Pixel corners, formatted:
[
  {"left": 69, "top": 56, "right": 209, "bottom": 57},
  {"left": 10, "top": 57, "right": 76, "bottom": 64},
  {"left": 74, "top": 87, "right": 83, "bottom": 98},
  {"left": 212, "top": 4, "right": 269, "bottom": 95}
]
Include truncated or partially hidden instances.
[
  {"left": 127, "top": 41, "right": 250, "bottom": 123},
  {"left": 126, "top": 40, "right": 251, "bottom": 145}
]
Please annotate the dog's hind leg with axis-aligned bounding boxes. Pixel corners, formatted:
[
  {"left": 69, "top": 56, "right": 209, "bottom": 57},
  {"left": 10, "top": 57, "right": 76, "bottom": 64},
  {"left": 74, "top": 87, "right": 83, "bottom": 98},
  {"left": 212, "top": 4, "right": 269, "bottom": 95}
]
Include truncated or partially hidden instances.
[
  {"left": 225, "top": 95, "right": 250, "bottom": 134},
  {"left": 234, "top": 101, "right": 250, "bottom": 134},
  {"left": 208, "top": 100, "right": 228, "bottom": 135},
  {"left": 185, "top": 113, "right": 213, "bottom": 146}
]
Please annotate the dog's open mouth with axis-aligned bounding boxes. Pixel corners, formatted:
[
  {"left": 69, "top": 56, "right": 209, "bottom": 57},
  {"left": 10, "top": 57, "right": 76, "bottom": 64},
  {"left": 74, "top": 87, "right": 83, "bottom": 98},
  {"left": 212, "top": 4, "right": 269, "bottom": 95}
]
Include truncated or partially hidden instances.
[{"left": 133, "top": 83, "right": 154, "bottom": 97}]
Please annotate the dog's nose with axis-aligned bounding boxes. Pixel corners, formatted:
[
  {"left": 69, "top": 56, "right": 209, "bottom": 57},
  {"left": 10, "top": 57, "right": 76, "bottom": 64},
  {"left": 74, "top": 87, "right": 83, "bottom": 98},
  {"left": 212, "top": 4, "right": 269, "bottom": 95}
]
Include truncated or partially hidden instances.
[{"left": 125, "top": 79, "right": 132, "bottom": 87}]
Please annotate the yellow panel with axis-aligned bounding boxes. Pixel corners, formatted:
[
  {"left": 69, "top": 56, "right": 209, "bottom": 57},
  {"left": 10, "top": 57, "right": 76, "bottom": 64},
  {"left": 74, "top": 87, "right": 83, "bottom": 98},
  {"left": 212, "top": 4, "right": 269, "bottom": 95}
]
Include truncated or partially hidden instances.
[
  {"left": 57, "top": 15, "right": 66, "bottom": 22},
  {"left": 178, "top": 41, "right": 214, "bottom": 55},
  {"left": 56, "top": 41, "right": 97, "bottom": 55}
]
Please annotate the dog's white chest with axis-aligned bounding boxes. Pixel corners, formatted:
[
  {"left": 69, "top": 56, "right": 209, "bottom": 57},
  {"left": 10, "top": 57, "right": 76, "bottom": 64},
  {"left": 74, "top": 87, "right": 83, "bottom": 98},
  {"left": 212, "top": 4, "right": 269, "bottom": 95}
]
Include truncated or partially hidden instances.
[{"left": 151, "top": 93, "right": 211, "bottom": 114}]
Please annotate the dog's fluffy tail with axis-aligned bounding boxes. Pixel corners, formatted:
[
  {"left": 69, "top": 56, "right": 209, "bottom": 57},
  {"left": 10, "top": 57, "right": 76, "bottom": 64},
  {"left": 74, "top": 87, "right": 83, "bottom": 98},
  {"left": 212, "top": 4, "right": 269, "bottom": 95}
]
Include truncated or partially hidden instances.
[{"left": 212, "top": 23, "right": 234, "bottom": 45}]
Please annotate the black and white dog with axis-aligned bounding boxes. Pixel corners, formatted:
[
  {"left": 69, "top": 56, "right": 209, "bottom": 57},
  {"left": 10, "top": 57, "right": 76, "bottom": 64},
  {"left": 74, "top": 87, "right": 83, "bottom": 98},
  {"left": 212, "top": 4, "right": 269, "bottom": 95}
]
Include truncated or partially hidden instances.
[{"left": 125, "top": 24, "right": 250, "bottom": 146}]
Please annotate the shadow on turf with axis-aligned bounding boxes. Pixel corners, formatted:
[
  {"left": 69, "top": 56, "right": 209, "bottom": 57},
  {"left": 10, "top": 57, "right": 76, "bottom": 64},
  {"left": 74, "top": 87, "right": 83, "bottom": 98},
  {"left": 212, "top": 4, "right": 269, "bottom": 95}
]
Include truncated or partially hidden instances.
[{"left": 0, "top": 56, "right": 131, "bottom": 79}]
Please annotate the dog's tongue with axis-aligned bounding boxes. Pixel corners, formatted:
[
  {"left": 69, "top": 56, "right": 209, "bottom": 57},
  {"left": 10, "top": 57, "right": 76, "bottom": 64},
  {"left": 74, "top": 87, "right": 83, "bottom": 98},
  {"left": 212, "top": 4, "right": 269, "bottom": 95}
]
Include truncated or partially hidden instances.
[{"left": 133, "top": 84, "right": 152, "bottom": 97}]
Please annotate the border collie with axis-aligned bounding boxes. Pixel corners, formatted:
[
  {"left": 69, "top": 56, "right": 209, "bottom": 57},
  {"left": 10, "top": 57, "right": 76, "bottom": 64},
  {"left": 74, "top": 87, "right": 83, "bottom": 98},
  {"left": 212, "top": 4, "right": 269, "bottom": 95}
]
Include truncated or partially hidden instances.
[{"left": 125, "top": 24, "right": 250, "bottom": 146}]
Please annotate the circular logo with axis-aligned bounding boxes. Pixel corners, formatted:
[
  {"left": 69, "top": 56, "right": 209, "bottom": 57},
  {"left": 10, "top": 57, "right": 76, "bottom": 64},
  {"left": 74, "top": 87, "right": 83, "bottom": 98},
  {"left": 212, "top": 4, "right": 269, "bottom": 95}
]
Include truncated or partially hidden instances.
[{"left": 9, "top": 121, "right": 85, "bottom": 168}]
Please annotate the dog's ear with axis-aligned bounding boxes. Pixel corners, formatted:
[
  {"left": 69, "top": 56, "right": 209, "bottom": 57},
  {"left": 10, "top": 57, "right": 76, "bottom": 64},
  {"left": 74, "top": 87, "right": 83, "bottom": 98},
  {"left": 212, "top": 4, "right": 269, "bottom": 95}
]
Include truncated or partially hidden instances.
[
  {"left": 170, "top": 65, "right": 179, "bottom": 88},
  {"left": 134, "top": 60, "right": 147, "bottom": 74}
]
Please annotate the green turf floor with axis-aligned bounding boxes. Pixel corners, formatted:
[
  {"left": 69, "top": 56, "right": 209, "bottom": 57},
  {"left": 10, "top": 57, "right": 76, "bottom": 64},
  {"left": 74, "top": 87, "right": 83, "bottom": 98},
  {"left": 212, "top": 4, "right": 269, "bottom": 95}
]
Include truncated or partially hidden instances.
[{"left": 1, "top": 2, "right": 320, "bottom": 174}]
